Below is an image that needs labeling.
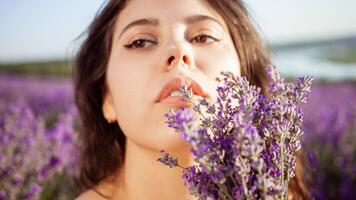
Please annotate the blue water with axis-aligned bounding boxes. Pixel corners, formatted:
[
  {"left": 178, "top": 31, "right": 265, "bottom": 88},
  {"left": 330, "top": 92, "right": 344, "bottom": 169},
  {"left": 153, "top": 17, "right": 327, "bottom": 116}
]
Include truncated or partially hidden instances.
[{"left": 273, "top": 46, "right": 356, "bottom": 81}]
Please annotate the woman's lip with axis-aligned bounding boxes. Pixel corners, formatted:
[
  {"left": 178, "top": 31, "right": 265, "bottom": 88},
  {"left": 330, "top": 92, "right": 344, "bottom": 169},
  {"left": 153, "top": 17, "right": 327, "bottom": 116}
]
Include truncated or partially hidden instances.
[
  {"left": 155, "top": 77, "right": 210, "bottom": 103},
  {"left": 157, "top": 96, "right": 192, "bottom": 107}
]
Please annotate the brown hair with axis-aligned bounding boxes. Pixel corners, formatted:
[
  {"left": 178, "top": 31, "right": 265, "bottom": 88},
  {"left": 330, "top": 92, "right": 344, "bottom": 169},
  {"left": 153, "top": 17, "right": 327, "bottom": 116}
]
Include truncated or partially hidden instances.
[{"left": 73, "top": 0, "right": 311, "bottom": 199}]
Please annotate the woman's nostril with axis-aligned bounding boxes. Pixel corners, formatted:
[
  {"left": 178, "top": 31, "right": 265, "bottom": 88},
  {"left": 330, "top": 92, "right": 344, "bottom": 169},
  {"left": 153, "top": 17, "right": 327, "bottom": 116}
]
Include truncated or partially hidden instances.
[
  {"left": 168, "top": 56, "right": 175, "bottom": 65},
  {"left": 183, "top": 55, "right": 188, "bottom": 64},
  {"left": 168, "top": 55, "right": 189, "bottom": 66}
]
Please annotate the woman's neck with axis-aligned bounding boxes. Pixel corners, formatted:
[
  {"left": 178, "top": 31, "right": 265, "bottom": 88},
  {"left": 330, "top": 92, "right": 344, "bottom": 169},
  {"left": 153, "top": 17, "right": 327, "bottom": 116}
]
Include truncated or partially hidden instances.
[{"left": 110, "top": 138, "right": 197, "bottom": 200}]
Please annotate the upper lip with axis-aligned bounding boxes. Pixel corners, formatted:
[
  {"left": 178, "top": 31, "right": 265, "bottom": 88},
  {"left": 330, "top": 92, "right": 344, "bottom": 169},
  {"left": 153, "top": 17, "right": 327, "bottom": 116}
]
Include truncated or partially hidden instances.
[{"left": 155, "top": 77, "right": 210, "bottom": 103}]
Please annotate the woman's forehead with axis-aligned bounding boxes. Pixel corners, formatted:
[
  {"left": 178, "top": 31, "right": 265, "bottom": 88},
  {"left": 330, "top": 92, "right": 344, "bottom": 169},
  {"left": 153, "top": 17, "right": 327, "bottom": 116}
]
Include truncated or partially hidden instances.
[{"left": 115, "top": 0, "right": 228, "bottom": 32}]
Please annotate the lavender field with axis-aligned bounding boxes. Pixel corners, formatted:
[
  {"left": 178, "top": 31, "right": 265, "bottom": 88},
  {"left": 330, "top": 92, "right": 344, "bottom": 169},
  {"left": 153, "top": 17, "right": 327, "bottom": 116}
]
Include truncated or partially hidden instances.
[
  {"left": 0, "top": 74, "right": 79, "bottom": 199},
  {"left": 0, "top": 73, "right": 355, "bottom": 199}
]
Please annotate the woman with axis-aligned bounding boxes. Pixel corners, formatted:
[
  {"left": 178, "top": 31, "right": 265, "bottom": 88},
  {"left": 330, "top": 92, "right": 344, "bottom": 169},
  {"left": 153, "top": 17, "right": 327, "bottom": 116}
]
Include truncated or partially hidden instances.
[{"left": 74, "top": 0, "right": 311, "bottom": 199}]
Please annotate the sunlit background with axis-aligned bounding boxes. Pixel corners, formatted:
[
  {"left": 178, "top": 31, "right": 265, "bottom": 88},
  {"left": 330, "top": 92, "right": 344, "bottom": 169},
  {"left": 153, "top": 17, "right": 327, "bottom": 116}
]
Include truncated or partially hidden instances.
[
  {"left": 1, "top": 1, "right": 355, "bottom": 199},
  {"left": 1, "top": 0, "right": 356, "bottom": 79}
]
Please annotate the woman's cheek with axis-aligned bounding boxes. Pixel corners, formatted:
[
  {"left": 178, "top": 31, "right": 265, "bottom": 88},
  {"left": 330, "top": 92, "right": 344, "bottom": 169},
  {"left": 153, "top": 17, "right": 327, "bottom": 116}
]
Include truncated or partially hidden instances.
[{"left": 198, "top": 45, "right": 240, "bottom": 77}]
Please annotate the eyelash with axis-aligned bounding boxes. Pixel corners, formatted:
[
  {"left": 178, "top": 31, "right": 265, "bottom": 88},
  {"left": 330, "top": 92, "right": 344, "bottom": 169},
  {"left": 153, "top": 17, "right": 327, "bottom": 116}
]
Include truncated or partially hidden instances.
[{"left": 123, "top": 34, "right": 220, "bottom": 49}]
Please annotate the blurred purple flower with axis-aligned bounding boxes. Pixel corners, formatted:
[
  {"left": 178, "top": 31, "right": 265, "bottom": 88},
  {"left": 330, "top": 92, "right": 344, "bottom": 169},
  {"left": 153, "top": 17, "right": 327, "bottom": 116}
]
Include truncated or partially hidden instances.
[
  {"left": 300, "top": 81, "right": 356, "bottom": 199},
  {"left": 0, "top": 74, "right": 79, "bottom": 199}
]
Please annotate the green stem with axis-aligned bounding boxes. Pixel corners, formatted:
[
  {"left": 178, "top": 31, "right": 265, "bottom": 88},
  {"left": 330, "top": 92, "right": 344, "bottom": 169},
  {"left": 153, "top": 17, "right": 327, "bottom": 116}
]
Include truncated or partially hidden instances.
[
  {"left": 229, "top": 173, "right": 238, "bottom": 188},
  {"left": 177, "top": 164, "right": 188, "bottom": 170},
  {"left": 280, "top": 133, "right": 286, "bottom": 200},
  {"left": 241, "top": 176, "right": 249, "bottom": 200},
  {"left": 285, "top": 183, "right": 289, "bottom": 200},
  {"left": 190, "top": 98, "right": 216, "bottom": 137},
  {"left": 220, "top": 183, "right": 234, "bottom": 200}
]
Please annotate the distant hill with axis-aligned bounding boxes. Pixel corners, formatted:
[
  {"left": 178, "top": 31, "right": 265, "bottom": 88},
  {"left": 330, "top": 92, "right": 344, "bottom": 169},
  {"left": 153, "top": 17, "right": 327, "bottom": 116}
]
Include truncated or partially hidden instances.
[
  {"left": 0, "top": 59, "right": 72, "bottom": 77},
  {"left": 270, "top": 35, "right": 356, "bottom": 64},
  {"left": 271, "top": 35, "right": 356, "bottom": 51}
]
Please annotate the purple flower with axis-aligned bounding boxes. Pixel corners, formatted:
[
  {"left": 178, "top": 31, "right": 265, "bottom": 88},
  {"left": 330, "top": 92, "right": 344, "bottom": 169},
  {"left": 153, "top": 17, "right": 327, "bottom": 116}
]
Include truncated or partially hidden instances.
[
  {"left": 0, "top": 74, "right": 79, "bottom": 199},
  {"left": 299, "top": 81, "right": 356, "bottom": 199},
  {"left": 157, "top": 150, "right": 179, "bottom": 168},
  {"left": 158, "top": 65, "right": 313, "bottom": 199}
]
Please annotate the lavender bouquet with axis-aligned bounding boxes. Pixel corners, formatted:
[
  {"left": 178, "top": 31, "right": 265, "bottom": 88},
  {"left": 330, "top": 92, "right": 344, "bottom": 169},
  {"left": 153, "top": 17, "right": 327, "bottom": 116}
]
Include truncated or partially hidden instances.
[{"left": 158, "top": 65, "right": 313, "bottom": 200}]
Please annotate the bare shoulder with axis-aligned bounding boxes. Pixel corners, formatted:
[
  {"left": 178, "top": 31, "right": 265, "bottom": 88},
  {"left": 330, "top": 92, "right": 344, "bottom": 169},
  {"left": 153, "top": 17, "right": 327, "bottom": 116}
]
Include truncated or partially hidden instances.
[{"left": 75, "top": 189, "right": 106, "bottom": 200}]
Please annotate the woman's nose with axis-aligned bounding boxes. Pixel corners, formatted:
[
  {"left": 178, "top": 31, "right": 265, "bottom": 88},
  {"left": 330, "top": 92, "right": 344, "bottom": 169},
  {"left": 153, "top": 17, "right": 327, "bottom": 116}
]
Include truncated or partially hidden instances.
[{"left": 161, "top": 41, "right": 194, "bottom": 71}]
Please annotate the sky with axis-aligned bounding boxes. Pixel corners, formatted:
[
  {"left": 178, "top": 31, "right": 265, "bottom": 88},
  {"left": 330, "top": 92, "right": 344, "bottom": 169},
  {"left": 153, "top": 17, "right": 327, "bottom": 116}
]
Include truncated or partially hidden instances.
[{"left": 1, "top": 0, "right": 356, "bottom": 63}]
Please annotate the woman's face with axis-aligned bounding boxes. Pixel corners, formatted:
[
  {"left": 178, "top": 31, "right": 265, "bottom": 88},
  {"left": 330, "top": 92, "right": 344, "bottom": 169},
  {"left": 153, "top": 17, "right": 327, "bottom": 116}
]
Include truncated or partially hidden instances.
[{"left": 103, "top": 0, "right": 240, "bottom": 152}]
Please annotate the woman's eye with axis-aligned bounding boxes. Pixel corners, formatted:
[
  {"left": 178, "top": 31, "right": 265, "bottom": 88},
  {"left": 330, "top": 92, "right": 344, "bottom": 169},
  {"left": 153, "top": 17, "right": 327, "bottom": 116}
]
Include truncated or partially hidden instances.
[
  {"left": 124, "top": 39, "right": 157, "bottom": 49},
  {"left": 191, "top": 34, "right": 220, "bottom": 44}
]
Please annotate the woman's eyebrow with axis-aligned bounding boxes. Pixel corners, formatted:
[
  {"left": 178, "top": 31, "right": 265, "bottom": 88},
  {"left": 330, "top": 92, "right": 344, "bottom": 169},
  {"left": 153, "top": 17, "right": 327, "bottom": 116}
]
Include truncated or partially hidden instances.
[{"left": 118, "top": 15, "right": 223, "bottom": 40}]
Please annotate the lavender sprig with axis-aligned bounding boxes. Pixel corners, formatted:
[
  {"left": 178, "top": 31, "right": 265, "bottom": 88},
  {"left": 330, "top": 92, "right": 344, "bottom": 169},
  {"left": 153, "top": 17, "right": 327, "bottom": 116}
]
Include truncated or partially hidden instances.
[
  {"left": 158, "top": 65, "right": 313, "bottom": 200},
  {"left": 157, "top": 150, "right": 186, "bottom": 169}
]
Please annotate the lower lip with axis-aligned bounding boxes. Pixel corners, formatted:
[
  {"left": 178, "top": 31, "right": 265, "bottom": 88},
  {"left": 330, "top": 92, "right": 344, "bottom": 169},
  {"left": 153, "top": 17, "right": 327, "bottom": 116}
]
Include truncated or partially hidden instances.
[{"left": 157, "top": 96, "right": 192, "bottom": 107}]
